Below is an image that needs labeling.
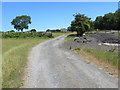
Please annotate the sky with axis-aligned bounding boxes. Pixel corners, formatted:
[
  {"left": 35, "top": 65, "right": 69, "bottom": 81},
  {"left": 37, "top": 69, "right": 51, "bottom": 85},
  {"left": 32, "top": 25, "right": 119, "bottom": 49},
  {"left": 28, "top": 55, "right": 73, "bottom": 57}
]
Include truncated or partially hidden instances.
[
  {"left": 2, "top": 2, "right": 118, "bottom": 31},
  {"left": 1, "top": 0, "right": 120, "bottom": 2}
]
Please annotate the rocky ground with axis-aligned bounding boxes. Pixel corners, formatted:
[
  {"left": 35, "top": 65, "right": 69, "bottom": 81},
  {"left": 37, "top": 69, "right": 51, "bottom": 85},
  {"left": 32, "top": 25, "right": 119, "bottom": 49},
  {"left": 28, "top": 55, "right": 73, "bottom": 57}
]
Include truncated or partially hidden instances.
[{"left": 63, "top": 33, "right": 120, "bottom": 52}]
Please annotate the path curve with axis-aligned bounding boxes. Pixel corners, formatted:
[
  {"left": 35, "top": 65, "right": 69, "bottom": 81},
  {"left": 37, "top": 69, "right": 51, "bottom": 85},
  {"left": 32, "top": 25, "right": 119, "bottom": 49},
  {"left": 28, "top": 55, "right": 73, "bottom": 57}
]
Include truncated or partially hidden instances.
[{"left": 24, "top": 35, "right": 118, "bottom": 88}]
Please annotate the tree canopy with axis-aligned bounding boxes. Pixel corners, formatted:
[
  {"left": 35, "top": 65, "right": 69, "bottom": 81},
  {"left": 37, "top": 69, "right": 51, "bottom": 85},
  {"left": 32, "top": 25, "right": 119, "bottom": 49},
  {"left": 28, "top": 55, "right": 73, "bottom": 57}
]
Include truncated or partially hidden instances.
[
  {"left": 30, "top": 29, "right": 36, "bottom": 32},
  {"left": 68, "top": 14, "right": 91, "bottom": 36},
  {"left": 11, "top": 15, "right": 31, "bottom": 32},
  {"left": 94, "top": 9, "right": 120, "bottom": 30}
]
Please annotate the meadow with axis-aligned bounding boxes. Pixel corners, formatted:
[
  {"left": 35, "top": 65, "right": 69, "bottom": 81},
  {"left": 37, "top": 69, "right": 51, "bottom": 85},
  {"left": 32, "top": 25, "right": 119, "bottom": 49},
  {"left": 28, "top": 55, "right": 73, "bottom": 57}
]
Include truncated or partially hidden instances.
[
  {"left": 2, "top": 38, "right": 50, "bottom": 88},
  {"left": 2, "top": 32, "right": 72, "bottom": 88}
]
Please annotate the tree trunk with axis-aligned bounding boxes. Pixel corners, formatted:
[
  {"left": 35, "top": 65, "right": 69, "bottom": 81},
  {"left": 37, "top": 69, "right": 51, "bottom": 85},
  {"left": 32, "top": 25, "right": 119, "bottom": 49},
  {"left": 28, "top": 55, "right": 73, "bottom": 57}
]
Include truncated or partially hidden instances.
[
  {"left": 77, "top": 31, "right": 84, "bottom": 37},
  {"left": 21, "top": 29, "right": 23, "bottom": 32}
]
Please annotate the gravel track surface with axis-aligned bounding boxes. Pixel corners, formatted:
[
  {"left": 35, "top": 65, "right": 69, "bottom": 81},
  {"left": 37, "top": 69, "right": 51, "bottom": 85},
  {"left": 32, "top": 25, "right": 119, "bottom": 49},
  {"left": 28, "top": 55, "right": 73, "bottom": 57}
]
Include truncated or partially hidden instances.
[{"left": 24, "top": 35, "right": 118, "bottom": 88}]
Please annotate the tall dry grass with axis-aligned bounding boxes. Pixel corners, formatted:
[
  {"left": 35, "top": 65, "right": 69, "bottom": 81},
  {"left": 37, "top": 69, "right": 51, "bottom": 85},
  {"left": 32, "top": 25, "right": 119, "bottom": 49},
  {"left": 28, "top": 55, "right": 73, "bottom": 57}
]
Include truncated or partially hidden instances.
[{"left": 2, "top": 38, "right": 49, "bottom": 88}]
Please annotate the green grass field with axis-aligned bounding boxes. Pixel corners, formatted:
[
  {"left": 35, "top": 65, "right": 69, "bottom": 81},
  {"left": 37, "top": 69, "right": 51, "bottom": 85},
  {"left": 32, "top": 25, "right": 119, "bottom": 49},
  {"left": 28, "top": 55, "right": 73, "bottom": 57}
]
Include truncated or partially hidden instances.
[
  {"left": 2, "top": 38, "right": 51, "bottom": 88},
  {"left": 2, "top": 32, "right": 70, "bottom": 88}
]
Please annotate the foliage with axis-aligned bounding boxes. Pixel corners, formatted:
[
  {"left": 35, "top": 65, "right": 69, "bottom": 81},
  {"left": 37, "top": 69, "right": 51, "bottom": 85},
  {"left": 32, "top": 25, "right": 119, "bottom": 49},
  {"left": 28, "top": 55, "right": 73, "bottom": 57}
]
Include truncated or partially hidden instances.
[
  {"left": 7, "top": 30, "right": 15, "bottom": 32},
  {"left": 2, "top": 32, "right": 53, "bottom": 38},
  {"left": 94, "top": 9, "right": 120, "bottom": 30},
  {"left": 46, "top": 29, "right": 51, "bottom": 32},
  {"left": 73, "top": 48, "right": 81, "bottom": 50},
  {"left": 30, "top": 29, "right": 36, "bottom": 32},
  {"left": 68, "top": 14, "right": 91, "bottom": 36},
  {"left": 11, "top": 15, "right": 31, "bottom": 32}
]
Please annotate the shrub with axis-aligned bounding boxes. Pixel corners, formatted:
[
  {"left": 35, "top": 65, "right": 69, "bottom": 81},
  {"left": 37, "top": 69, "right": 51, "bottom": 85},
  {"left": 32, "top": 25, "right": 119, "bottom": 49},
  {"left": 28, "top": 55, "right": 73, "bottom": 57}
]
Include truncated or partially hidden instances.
[
  {"left": 73, "top": 48, "right": 81, "bottom": 50},
  {"left": 2, "top": 32, "right": 53, "bottom": 38}
]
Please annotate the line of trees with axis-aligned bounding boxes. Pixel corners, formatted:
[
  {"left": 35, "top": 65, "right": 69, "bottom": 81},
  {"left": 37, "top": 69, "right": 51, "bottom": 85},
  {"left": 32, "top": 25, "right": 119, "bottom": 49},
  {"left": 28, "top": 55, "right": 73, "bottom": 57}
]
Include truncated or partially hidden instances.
[
  {"left": 10, "top": 9, "right": 120, "bottom": 36},
  {"left": 94, "top": 9, "right": 120, "bottom": 30},
  {"left": 68, "top": 9, "right": 120, "bottom": 36}
]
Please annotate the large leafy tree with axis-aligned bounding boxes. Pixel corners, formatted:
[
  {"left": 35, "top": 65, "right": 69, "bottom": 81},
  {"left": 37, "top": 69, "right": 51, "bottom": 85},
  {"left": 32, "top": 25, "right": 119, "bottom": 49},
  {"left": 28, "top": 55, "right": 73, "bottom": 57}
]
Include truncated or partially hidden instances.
[
  {"left": 115, "top": 9, "right": 120, "bottom": 30},
  {"left": 94, "top": 16, "right": 103, "bottom": 30},
  {"left": 68, "top": 14, "right": 91, "bottom": 36},
  {"left": 11, "top": 15, "right": 31, "bottom": 32},
  {"left": 94, "top": 9, "right": 120, "bottom": 30}
]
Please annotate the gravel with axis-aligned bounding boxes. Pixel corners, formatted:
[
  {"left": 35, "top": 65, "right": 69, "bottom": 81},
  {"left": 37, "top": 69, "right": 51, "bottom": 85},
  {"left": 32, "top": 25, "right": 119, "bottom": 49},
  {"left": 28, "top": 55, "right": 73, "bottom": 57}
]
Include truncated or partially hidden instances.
[{"left": 23, "top": 35, "right": 118, "bottom": 88}]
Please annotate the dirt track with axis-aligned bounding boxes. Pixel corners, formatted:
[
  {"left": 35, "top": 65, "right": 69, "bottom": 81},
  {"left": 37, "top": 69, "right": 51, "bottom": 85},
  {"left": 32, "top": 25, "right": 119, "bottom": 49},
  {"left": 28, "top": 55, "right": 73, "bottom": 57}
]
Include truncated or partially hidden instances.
[{"left": 23, "top": 35, "right": 118, "bottom": 88}]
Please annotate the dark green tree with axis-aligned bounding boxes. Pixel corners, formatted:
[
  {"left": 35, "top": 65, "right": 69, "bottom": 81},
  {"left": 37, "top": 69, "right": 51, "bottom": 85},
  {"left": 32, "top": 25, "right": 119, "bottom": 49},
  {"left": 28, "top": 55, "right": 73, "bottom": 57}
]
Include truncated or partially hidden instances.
[
  {"left": 67, "top": 26, "right": 72, "bottom": 31},
  {"left": 103, "top": 13, "right": 117, "bottom": 30},
  {"left": 69, "top": 14, "right": 91, "bottom": 36},
  {"left": 11, "top": 15, "right": 31, "bottom": 32},
  {"left": 30, "top": 29, "right": 36, "bottom": 32},
  {"left": 115, "top": 9, "right": 120, "bottom": 30},
  {"left": 94, "top": 16, "right": 104, "bottom": 30},
  {"left": 10, "top": 30, "right": 15, "bottom": 32},
  {"left": 94, "top": 9, "right": 120, "bottom": 30}
]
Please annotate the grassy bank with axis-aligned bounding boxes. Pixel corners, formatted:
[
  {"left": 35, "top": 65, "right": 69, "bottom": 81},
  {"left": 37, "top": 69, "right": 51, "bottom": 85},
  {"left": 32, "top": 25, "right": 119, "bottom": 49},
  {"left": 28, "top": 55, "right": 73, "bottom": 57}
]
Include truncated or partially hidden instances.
[
  {"left": 2, "top": 38, "right": 50, "bottom": 88},
  {"left": 74, "top": 47, "right": 118, "bottom": 66},
  {"left": 73, "top": 47, "right": 119, "bottom": 77}
]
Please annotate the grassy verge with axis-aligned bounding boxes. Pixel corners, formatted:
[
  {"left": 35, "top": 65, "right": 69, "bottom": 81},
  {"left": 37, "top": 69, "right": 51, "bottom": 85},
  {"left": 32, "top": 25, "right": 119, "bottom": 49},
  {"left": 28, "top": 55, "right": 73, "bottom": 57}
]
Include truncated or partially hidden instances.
[
  {"left": 52, "top": 32, "right": 68, "bottom": 37},
  {"left": 52, "top": 32, "right": 76, "bottom": 38},
  {"left": 2, "top": 38, "right": 50, "bottom": 88},
  {"left": 64, "top": 36, "right": 75, "bottom": 42},
  {"left": 2, "top": 32, "right": 69, "bottom": 88},
  {"left": 111, "top": 32, "right": 120, "bottom": 37},
  {"left": 73, "top": 47, "right": 119, "bottom": 77},
  {"left": 73, "top": 47, "right": 119, "bottom": 67}
]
